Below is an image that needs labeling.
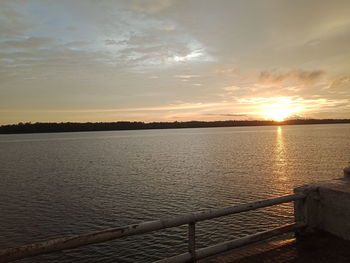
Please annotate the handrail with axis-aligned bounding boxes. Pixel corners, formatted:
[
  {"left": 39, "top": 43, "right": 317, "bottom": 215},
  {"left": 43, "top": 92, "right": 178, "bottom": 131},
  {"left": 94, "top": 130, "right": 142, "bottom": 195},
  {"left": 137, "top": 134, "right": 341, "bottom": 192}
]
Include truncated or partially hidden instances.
[
  {"left": 154, "top": 222, "right": 306, "bottom": 263},
  {"left": 0, "top": 193, "right": 306, "bottom": 263}
]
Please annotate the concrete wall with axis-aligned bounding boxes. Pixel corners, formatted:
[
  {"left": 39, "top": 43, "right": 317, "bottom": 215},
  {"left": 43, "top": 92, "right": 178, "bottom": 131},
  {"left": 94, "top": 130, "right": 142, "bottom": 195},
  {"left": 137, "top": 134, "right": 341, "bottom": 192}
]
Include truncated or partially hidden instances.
[{"left": 294, "top": 167, "right": 350, "bottom": 240}]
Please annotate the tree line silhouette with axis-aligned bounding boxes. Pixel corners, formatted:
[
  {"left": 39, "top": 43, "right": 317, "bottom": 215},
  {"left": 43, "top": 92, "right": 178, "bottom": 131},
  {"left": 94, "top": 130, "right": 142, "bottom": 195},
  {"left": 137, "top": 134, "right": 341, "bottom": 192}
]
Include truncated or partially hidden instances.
[{"left": 0, "top": 119, "right": 350, "bottom": 134}]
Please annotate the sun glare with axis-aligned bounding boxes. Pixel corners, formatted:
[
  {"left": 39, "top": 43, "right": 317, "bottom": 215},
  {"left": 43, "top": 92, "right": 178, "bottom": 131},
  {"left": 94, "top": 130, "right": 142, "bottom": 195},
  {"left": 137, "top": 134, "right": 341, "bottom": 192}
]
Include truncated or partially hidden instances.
[
  {"left": 263, "top": 108, "right": 290, "bottom": 122},
  {"left": 260, "top": 97, "right": 301, "bottom": 122}
]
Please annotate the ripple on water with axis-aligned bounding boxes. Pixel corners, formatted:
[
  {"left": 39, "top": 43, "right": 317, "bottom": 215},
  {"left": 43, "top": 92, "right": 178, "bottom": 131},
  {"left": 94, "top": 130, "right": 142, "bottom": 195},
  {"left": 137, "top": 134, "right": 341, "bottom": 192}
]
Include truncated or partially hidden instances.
[{"left": 0, "top": 124, "right": 349, "bottom": 262}]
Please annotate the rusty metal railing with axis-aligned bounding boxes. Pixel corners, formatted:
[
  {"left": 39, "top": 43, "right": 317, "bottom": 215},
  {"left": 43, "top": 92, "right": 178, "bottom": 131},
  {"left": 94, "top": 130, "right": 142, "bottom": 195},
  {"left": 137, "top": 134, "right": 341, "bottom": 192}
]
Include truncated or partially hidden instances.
[{"left": 0, "top": 193, "right": 306, "bottom": 263}]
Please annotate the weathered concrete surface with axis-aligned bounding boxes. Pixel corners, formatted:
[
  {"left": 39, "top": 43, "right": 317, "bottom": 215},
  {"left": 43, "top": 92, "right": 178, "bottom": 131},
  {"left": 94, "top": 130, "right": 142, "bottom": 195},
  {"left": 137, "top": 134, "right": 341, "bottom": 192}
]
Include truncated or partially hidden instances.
[
  {"left": 200, "top": 231, "right": 350, "bottom": 263},
  {"left": 294, "top": 167, "right": 350, "bottom": 240}
]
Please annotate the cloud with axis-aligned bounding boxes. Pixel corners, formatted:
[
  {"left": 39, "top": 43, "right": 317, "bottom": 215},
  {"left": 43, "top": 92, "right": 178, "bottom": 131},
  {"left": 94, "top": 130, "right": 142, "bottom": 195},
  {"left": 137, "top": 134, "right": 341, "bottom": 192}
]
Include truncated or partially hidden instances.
[
  {"left": 0, "top": 0, "right": 212, "bottom": 77},
  {"left": 259, "top": 69, "right": 325, "bottom": 84},
  {"left": 174, "top": 75, "right": 199, "bottom": 79},
  {"left": 0, "top": 1, "right": 33, "bottom": 38},
  {"left": 0, "top": 102, "right": 222, "bottom": 113},
  {"left": 206, "top": 113, "right": 247, "bottom": 117},
  {"left": 130, "top": 0, "right": 173, "bottom": 14},
  {"left": 0, "top": 37, "right": 54, "bottom": 50},
  {"left": 105, "top": 39, "right": 124, "bottom": 46},
  {"left": 223, "top": 86, "right": 242, "bottom": 91},
  {"left": 114, "top": 40, "right": 210, "bottom": 67},
  {"left": 101, "top": 11, "right": 211, "bottom": 67},
  {"left": 63, "top": 41, "right": 90, "bottom": 48},
  {"left": 330, "top": 76, "right": 350, "bottom": 90},
  {"left": 158, "top": 24, "right": 176, "bottom": 31}
]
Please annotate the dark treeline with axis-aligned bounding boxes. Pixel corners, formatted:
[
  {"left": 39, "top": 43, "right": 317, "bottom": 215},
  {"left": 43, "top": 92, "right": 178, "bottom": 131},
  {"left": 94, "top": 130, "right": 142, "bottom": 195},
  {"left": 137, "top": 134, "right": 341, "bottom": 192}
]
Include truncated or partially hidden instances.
[{"left": 1, "top": 119, "right": 350, "bottom": 134}]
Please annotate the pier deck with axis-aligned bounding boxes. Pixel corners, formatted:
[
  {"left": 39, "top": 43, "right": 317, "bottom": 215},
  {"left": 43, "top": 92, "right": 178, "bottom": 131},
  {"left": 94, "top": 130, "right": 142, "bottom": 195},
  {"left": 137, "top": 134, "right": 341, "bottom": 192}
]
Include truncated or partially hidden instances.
[{"left": 201, "top": 231, "right": 350, "bottom": 263}]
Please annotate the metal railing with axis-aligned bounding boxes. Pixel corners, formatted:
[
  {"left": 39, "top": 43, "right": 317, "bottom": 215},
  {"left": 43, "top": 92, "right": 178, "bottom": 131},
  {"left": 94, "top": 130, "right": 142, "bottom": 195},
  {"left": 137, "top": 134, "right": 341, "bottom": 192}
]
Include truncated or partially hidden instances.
[{"left": 0, "top": 193, "right": 306, "bottom": 263}]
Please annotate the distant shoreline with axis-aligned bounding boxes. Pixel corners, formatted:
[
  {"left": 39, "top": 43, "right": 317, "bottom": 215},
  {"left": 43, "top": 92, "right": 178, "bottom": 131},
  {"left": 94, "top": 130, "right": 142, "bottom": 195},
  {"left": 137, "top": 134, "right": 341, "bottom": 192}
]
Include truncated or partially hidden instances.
[{"left": 1, "top": 119, "right": 350, "bottom": 134}]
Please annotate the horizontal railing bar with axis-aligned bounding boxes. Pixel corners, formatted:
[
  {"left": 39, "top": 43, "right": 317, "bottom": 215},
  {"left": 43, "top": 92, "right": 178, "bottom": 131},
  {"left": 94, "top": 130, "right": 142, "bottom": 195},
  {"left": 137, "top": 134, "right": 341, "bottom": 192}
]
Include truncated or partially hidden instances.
[
  {"left": 0, "top": 193, "right": 305, "bottom": 263},
  {"left": 153, "top": 222, "right": 306, "bottom": 263}
]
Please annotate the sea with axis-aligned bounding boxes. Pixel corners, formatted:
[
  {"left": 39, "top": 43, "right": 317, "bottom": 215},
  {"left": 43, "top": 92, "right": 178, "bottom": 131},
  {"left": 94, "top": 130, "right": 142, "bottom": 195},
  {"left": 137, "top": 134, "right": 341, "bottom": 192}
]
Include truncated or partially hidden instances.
[{"left": 0, "top": 124, "right": 349, "bottom": 263}]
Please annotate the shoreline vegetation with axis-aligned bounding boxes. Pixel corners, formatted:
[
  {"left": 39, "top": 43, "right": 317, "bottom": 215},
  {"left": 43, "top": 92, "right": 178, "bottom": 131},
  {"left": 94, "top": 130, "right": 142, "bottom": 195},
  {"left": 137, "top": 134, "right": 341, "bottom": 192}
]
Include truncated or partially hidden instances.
[{"left": 0, "top": 119, "right": 350, "bottom": 134}]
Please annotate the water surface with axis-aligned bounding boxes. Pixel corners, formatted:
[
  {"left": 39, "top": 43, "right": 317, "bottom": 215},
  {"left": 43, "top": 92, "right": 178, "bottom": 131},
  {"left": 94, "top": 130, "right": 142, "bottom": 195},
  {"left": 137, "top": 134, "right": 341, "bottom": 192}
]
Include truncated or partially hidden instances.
[{"left": 1, "top": 124, "right": 349, "bottom": 262}]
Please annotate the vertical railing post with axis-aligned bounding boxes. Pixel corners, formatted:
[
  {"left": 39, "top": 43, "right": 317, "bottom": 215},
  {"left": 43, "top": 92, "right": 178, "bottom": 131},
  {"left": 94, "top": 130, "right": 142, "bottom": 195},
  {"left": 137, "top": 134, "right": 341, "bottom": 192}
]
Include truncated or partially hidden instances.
[
  {"left": 188, "top": 222, "right": 196, "bottom": 263},
  {"left": 294, "top": 195, "right": 307, "bottom": 224},
  {"left": 344, "top": 166, "right": 350, "bottom": 179},
  {"left": 294, "top": 186, "right": 319, "bottom": 238},
  {"left": 294, "top": 188, "right": 308, "bottom": 239}
]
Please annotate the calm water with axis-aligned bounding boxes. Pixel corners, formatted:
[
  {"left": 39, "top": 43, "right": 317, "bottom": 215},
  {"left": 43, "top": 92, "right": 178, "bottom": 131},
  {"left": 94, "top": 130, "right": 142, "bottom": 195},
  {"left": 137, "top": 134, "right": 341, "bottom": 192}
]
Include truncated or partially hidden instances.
[{"left": 1, "top": 124, "right": 349, "bottom": 262}]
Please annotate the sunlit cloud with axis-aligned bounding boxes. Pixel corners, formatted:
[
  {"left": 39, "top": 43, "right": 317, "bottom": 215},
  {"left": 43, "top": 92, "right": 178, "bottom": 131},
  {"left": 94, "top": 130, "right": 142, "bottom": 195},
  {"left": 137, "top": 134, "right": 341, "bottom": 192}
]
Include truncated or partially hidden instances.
[
  {"left": 223, "top": 86, "right": 242, "bottom": 91},
  {"left": 174, "top": 75, "right": 200, "bottom": 79},
  {"left": 174, "top": 74, "right": 201, "bottom": 82},
  {"left": 172, "top": 50, "right": 203, "bottom": 62}
]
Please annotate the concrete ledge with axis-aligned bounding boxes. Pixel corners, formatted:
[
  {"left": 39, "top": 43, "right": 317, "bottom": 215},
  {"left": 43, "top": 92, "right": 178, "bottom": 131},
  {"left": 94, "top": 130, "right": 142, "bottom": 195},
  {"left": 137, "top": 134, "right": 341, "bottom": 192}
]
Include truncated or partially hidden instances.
[{"left": 294, "top": 169, "right": 350, "bottom": 240}]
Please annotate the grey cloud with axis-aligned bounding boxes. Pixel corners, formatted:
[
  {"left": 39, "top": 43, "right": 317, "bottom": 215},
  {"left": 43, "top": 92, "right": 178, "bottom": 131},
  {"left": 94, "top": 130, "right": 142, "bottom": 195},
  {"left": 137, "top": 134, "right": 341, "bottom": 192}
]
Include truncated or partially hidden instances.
[
  {"left": 0, "top": 1, "right": 33, "bottom": 38},
  {"left": 65, "top": 26, "right": 77, "bottom": 31},
  {"left": 110, "top": 37, "right": 208, "bottom": 66},
  {"left": 102, "top": 10, "right": 209, "bottom": 67},
  {"left": 0, "top": 37, "right": 54, "bottom": 50},
  {"left": 0, "top": 47, "right": 117, "bottom": 82},
  {"left": 122, "top": 34, "right": 160, "bottom": 47},
  {"left": 259, "top": 69, "right": 325, "bottom": 84},
  {"left": 64, "top": 41, "right": 90, "bottom": 48},
  {"left": 130, "top": 0, "right": 173, "bottom": 14},
  {"left": 221, "top": 113, "right": 247, "bottom": 117},
  {"left": 105, "top": 39, "right": 126, "bottom": 46}
]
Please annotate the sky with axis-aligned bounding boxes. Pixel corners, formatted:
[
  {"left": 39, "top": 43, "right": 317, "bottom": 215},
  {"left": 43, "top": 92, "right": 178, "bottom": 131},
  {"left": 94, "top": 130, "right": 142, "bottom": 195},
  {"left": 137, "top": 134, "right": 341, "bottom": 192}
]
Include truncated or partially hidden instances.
[{"left": 1, "top": 0, "right": 350, "bottom": 124}]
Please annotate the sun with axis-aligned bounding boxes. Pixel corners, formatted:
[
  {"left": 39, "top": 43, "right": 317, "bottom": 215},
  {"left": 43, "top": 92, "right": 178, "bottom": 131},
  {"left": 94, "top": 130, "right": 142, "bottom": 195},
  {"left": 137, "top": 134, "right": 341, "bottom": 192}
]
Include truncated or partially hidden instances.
[
  {"left": 260, "top": 97, "right": 301, "bottom": 122},
  {"left": 263, "top": 108, "right": 290, "bottom": 122}
]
